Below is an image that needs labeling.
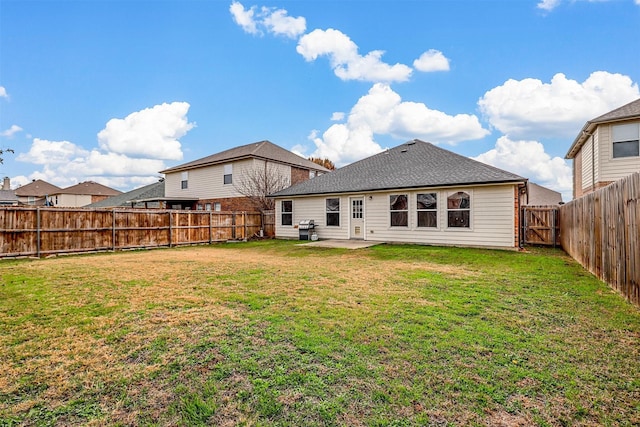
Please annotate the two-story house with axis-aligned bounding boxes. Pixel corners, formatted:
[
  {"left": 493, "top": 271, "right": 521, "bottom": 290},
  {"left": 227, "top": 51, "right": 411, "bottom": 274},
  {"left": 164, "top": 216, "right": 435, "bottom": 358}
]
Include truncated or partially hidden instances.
[
  {"left": 160, "top": 140, "right": 330, "bottom": 211},
  {"left": 565, "top": 98, "right": 640, "bottom": 199},
  {"left": 14, "top": 179, "right": 61, "bottom": 206}
]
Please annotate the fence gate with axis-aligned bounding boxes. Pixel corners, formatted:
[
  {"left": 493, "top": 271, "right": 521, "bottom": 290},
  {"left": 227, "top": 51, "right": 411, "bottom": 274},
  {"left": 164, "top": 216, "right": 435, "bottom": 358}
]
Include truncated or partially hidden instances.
[{"left": 522, "top": 206, "right": 560, "bottom": 246}]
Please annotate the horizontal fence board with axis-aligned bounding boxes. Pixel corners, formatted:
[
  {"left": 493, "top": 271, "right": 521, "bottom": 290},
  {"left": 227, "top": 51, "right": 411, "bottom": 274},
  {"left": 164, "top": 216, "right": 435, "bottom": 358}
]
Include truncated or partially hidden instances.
[
  {"left": 0, "top": 207, "right": 270, "bottom": 258},
  {"left": 560, "top": 172, "right": 640, "bottom": 307}
]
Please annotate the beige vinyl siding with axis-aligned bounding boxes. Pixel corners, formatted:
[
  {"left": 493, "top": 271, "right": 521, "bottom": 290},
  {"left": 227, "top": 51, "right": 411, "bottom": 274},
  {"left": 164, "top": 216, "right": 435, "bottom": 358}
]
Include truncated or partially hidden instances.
[
  {"left": 275, "top": 184, "right": 518, "bottom": 248},
  {"left": 55, "top": 194, "right": 92, "bottom": 207},
  {"left": 275, "top": 195, "right": 349, "bottom": 240},
  {"left": 581, "top": 133, "right": 594, "bottom": 190},
  {"left": 165, "top": 159, "right": 293, "bottom": 199},
  {"left": 598, "top": 121, "right": 640, "bottom": 182}
]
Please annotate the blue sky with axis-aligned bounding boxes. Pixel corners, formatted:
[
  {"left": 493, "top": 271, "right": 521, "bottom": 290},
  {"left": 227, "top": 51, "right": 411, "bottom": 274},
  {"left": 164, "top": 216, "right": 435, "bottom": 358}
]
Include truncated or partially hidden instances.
[{"left": 1, "top": 0, "right": 639, "bottom": 201}]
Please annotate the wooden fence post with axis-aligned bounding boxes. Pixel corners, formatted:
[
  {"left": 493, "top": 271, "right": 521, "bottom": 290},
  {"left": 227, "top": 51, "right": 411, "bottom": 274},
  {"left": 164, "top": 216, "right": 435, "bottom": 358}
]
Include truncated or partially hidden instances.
[
  {"left": 112, "top": 208, "right": 116, "bottom": 251},
  {"left": 209, "top": 211, "right": 213, "bottom": 244},
  {"left": 36, "top": 207, "right": 41, "bottom": 258},
  {"left": 244, "top": 212, "right": 248, "bottom": 241},
  {"left": 168, "top": 211, "right": 173, "bottom": 247}
]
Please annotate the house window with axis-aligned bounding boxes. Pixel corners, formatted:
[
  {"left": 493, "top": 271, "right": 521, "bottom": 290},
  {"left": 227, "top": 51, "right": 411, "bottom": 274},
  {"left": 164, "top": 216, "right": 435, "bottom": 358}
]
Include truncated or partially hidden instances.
[
  {"left": 417, "top": 193, "right": 437, "bottom": 228},
  {"left": 352, "top": 199, "right": 363, "bottom": 219},
  {"left": 447, "top": 192, "right": 470, "bottom": 228},
  {"left": 390, "top": 194, "right": 408, "bottom": 227},
  {"left": 197, "top": 204, "right": 203, "bottom": 210},
  {"left": 205, "top": 203, "right": 212, "bottom": 211},
  {"left": 27, "top": 196, "right": 36, "bottom": 205},
  {"left": 281, "top": 200, "right": 293, "bottom": 226},
  {"left": 326, "top": 198, "right": 340, "bottom": 226},
  {"left": 224, "top": 164, "right": 233, "bottom": 184},
  {"left": 309, "top": 170, "right": 316, "bottom": 179},
  {"left": 214, "top": 202, "right": 221, "bottom": 212},
  {"left": 612, "top": 123, "right": 640, "bottom": 158},
  {"left": 181, "top": 172, "right": 188, "bottom": 189}
]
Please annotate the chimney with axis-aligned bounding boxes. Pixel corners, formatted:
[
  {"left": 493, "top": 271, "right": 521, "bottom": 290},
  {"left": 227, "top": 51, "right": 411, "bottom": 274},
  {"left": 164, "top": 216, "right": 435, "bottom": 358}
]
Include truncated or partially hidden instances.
[{"left": 2, "top": 177, "right": 10, "bottom": 191}]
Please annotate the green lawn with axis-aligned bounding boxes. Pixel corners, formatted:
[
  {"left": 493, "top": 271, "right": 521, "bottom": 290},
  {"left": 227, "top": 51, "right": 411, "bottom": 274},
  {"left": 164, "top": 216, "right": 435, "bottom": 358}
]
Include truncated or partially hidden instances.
[{"left": 0, "top": 241, "right": 638, "bottom": 426}]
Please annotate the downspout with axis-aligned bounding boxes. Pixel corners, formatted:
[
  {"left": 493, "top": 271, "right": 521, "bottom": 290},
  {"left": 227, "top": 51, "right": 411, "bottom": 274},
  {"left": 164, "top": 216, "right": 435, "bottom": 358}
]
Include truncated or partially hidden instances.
[{"left": 591, "top": 133, "right": 595, "bottom": 193}]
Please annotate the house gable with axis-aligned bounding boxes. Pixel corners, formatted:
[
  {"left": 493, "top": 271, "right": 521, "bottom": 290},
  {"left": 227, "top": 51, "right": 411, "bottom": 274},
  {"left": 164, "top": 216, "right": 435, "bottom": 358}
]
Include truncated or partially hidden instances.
[{"left": 566, "top": 98, "right": 640, "bottom": 198}]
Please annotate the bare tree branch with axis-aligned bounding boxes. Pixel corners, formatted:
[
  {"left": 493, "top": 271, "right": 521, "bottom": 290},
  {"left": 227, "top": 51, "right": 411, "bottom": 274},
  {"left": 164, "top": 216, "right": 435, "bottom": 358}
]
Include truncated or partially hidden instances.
[
  {"left": 234, "top": 162, "right": 290, "bottom": 211},
  {"left": 0, "top": 148, "right": 14, "bottom": 165}
]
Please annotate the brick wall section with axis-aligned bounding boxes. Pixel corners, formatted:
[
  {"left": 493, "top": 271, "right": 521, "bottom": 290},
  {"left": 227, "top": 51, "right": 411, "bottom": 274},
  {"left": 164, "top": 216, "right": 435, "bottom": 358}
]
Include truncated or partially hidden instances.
[
  {"left": 196, "top": 197, "right": 257, "bottom": 212},
  {"left": 91, "top": 195, "right": 110, "bottom": 204},
  {"left": 291, "top": 167, "right": 310, "bottom": 186}
]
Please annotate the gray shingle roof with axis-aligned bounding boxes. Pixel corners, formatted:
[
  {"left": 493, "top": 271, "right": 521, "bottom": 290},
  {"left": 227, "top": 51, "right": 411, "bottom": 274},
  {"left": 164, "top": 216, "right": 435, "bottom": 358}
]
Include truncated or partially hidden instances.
[
  {"left": 160, "top": 140, "right": 330, "bottom": 174},
  {"left": 271, "top": 140, "right": 526, "bottom": 197},
  {"left": 0, "top": 190, "right": 18, "bottom": 203},
  {"left": 566, "top": 98, "right": 640, "bottom": 159},
  {"left": 87, "top": 180, "right": 165, "bottom": 208}
]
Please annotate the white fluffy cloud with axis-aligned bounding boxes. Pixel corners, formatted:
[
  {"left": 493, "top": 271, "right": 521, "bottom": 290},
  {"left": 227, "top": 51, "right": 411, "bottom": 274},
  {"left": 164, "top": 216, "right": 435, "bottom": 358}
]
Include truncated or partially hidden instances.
[
  {"left": 16, "top": 102, "right": 194, "bottom": 190},
  {"left": 97, "top": 102, "right": 194, "bottom": 161},
  {"left": 1, "top": 125, "right": 22, "bottom": 138},
  {"left": 538, "top": 0, "right": 639, "bottom": 11},
  {"left": 479, "top": 71, "right": 640, "bottom": 139},
  {"left": 17, "top": 138, "right": 166, "bottom": 189},
  {"left": 0, "top": 86, "right": 7, "bottom": 99},
  {"left": 413, "top": 50, "right": 450, "bottom": 72},
  {"left": 330, "top": 112, "right": 345, "bottom": 121},
  {"left": 474, "top": 136, "right": 572, "bottom": 200},
  {"left": 305, "top": 83, "right": 489, "bottom": 165},
  {"left": 262, "top": 7, "right": 306, "bottom": 38},
  {"left": 17, "top": 138, "right": 89, "bottom": 165},
  {"left": 537, "top": 0, "right": 562, "bottom": 11},
  {"left": 230, "top": 1, "right": 306, "bottom": 38},
  {"left": 230, "top": 1, "right": 258, "bottom": 34},
  {"left": 297, "top": 29, "right": 413, "bottom": 83}
]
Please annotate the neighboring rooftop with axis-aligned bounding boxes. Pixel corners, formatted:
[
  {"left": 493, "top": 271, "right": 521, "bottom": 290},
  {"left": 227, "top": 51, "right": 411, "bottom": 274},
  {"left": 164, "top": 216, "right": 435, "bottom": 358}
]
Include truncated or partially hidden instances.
[
  {"left": 160, "top": 140, "right": 331, "bottom": 174},
  {"left": 271, "top": 140, "right": 526, "bottom": 197},
  {"left": 55, "top": 181, "right": 122, "bottom": 196},
  {"left": 566, "top": 98, "right": 640, "bottom": 159},
  {"left": 526, "top": 182, "right": 563, "bottom": 205},
  {"left": 15, "top": 179, "right": 62, "bottom": 197},
  {"left": 87, "top": 180, "right": 165, "bottom": 208},
  {"left": 0, "top": 190, "right": 19, "bottom": 204}
]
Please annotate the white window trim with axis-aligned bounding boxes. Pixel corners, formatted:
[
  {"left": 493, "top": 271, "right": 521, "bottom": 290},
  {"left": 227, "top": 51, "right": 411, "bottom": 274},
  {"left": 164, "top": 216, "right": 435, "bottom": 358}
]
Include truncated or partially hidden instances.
[
  {"left": 325, "top": 197, "right": 340, "bottom": 227},
  {"left": 611, "top": 122, "right": 640, "bottom": 160},
  {"left": 445, "top": 190, "right": 473, "bottom": 231},
  {"left": 415, "top": 191, "right": 439, "bottom": 230},
  {"left": 281, "top": 200, "right": 293, "bottom": 227},
  {"left": 389, "top": 193, "right": 409, "bottom": 228}
]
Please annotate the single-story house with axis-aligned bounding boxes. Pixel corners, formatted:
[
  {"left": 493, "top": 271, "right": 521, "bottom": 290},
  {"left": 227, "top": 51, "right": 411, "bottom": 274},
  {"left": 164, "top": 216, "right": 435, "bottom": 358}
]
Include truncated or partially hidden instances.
[
  {"left": 270, "top": 140, "right": 528, "bottom": 249},
  {"left": 86, "top": 179, "right": 167, "bottom": 208},
  {"left": 50, "top": 181, "right": 122, "bottom": 207},
  {"left": 565, "top": 97, "right": 640, "bottom": 199},
  {"left": 0, "top": 177, "right": 18, "bottom": 206}
]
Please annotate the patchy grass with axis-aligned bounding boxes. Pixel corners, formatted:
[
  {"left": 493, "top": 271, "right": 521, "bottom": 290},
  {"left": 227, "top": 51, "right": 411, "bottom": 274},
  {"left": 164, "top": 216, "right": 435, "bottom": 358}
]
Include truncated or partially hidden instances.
[{"left": 0, "top": 240, "right": 638, "bottom": 426}]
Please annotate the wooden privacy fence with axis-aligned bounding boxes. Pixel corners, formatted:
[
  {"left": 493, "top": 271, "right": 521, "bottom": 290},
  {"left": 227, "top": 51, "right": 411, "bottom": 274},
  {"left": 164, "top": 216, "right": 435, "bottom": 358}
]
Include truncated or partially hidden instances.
[
  {"left": 522, "top": 206, "right": 560, "bottom": 246},
  {"left": 560, "top": 172, "right": 640, "bottom": 306},
  {"left": 0, "top": 207, "right": 271, "bottom": 258}
]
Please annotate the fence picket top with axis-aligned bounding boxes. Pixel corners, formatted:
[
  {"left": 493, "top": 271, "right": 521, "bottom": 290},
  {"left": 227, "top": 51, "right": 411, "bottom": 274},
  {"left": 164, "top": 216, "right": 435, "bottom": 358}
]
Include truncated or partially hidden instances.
[{"left": 0, "top": 207, "right": 269, "bottom": 259}]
